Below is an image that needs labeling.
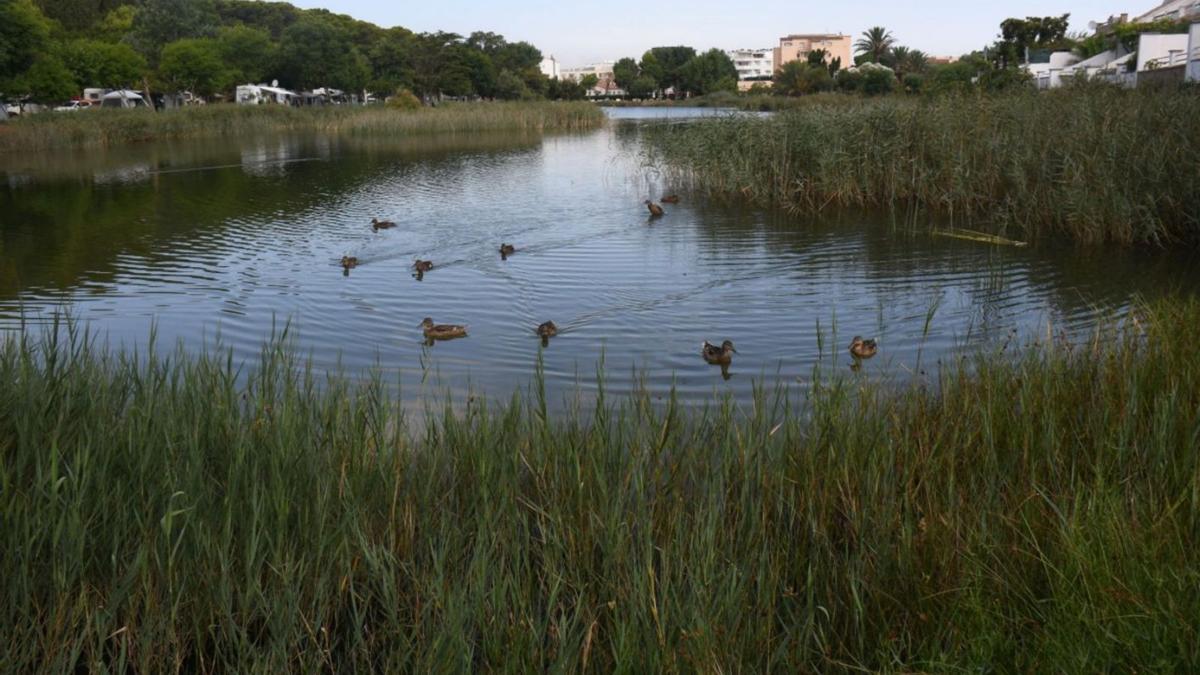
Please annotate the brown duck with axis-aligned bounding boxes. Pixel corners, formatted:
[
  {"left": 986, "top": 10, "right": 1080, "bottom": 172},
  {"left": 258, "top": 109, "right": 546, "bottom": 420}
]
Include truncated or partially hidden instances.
[
  {"left": 661, "top": 195, "right": 681, "bottom": 204},
  {"left": 413, "top": 259, "right": 434, "bottom": 273},
  {"left": 644, "top": 200, "right": 665, "bottom": 217},
  {"left": 848, "top": 336, "right": 878, "bottom": 359},
  {"left": 701, "top": 340, "right": 737, "bottom": 365},
  {"left": 420, "top": 317, "right": 468, "bottom": 340},
  {"left": 499, "top": 243, "right": 516, "bottom": 256},
  {"left": 340, "top": 256, "right": 359, "bottom": 269},
  {"left": 371, "top": 218, "right": 396, "bottom": 231},
  {"left": 537, "top": 321, "right": 558, "bottom": 338}
]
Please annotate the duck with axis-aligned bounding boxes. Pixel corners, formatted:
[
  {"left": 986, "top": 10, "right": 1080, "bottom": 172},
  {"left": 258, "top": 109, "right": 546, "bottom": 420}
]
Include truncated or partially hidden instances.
[
  {"left": 536, "top": 321, "right": 558, "bottom": 339},
  {"left": 701, "top": 340, "right": 737, "bottom": 365},
  {"left": 340, "top": 256, "right": 359, "bottom": 269},
  {"left": 499, "top": 243, "right": 516, "bottom": 256},
  {"left": 371, "top": 218, "right": 396, "bottom": 231},
  {"left": 413, "top": 259, "right": 434, "bottom": 273},
  {"left": 848, "top": 336, "right": 878, "bottom": 359},
  {"left": 420, "top": 317, "right": 468, "bottom": 340},
  {"left": 644, "top": 200, "right": 665, "bottom": 217},
  {"left": 661, "top": 195, "right": 681, "bottom": 204}
]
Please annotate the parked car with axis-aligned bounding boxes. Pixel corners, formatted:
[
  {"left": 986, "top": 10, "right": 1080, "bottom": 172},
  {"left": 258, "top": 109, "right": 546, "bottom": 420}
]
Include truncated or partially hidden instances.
[{"left": 54, "top": 100, "right": 92, "bottom": 112}]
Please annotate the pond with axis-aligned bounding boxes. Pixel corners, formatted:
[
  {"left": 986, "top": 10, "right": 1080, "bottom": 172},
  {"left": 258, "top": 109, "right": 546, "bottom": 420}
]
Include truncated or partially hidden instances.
[{"left": 2, "top": 107, "right": 1198, "bottom": 408}]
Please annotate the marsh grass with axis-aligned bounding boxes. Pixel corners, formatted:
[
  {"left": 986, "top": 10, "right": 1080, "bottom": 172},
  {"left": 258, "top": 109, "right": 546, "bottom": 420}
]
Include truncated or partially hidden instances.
[
  {"left": 642, "top": 87, "right": 1200, "bottom": 246},
  {"left": 2, "top": 298, "right": 1199, "bottom": 672},
  {"left": 0, "top": 101, "right": 604, "bottom": 152}
]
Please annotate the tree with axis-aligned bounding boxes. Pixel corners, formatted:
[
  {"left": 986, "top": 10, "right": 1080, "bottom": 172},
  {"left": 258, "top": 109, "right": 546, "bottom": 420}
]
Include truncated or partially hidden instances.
[
  {"left": 627, "top": 75, "right": 656, "bottom": 98},
  {"left": 60, "top": 39, "right": 146, "bottom": 89},
  {"left": 495, "top": 41, "right": 541, "bottom": 73},
  {"left": 277, "top": 16, "right": 370, "bottom": 92},
  {"left": 992, "top": 14, "right": 1072, "bottom": 66},
  {"left": 12, "top": 55, "right": 77, "bottom": 103},
  {"left": 647, "top": 46, "right": 695, "bottom": 93},
  {"left": 854, "top": 26, "right": 895, "bottom": 63},
  {"left": 216, "top": 25, "right": 275, "bottom": 85},
  {"left": 638, "top": 50, "right": 664, "bottom": 89},
  {"left": 367, "top": 27, "right": 415, "bottom": 95},
  {"left": 889, "top": 46, "right": 928, "bottom": 84},
  {"left": 612, "top": 57, "right": 639, "bottom": 91},
  {"left": 579, "top": 73, "right": 598, "bottom": 90},
  {"left": 494, "top": 68, "right": 529, "bottom": 100},
  {"left": 859, "top": 63, "right": 896, "bottom": 95},
  {"left": 773, "top": 61, "right": 832, "bottom": 96},
  {"left": 95, "top": 5, "right": 136, "bottom": 41},
  {"left": 1, "top": 0, "right": 52, "bottom": 84},
  {"left": 463, "top": 47, "right": 496, "bottom": 98},
  {"left": 679, "top": 48, "right": 737, "bottom": 96},
  {"left": 925, "top": 61, "right": 978, "bottom": 95},
  {"left": 33, "top": 0, "right": 133, "bottom": 31},
  {"left": 158, "top": 38, "right": 230, "bottom": 96},
  {"left": 129, "top": 0, "right": 219, "bottom": 64}
]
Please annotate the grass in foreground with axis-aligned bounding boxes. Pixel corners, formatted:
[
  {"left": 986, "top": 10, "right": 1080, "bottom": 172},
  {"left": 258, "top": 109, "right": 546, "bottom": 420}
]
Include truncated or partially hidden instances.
[
  {"left": 2, "top": 300, "right": 1199, "bottom": 672},
  {"left": 642, "top": 86, "right": 1200, "bottom": 247},
  {"left": 0, "top": 101, "right": 604, "bottom": 151}
]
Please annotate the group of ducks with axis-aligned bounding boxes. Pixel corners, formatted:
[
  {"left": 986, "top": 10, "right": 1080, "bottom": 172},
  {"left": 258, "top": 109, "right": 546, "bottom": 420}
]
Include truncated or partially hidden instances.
[{"left": 342, "top": 202, "right": 881, "bottom": 366}]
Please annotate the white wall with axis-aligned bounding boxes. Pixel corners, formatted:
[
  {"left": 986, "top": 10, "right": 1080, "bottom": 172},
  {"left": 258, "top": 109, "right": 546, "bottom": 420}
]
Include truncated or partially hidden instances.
[{"left": 1136, "top": 33, "right": 1190, "bottom": 70}]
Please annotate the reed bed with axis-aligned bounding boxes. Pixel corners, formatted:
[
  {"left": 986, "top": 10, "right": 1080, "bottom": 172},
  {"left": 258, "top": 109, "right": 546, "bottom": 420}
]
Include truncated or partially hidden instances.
[
  {"left": 0, "top": 101, "right": 604, "bottom": 152},
  {"left": 2, "top": 298, "right": 1199, "bottom": 672},
  {"left": 643, "top": 87, "right": 1200, "bottom": 246}
]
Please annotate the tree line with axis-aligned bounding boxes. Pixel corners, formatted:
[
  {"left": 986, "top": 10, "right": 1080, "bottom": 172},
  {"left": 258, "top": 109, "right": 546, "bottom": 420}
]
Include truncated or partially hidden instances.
[{"left": 0, "top": 0, "right": 595, "bottom": 105}]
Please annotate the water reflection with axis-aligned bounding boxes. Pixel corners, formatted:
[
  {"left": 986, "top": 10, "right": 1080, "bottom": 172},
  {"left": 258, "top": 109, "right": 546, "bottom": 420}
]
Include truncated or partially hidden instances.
[{"left": 1, "top": 114, "right": 1197, "bottom": 409}]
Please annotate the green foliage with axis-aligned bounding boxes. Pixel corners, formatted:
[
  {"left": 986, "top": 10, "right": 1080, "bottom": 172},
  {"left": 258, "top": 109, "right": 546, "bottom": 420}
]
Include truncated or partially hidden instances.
[
  {"left": 493, "top": 68, "right": 530, "bottom": 100},
  {"left": 991, "top": 14, "right": 1073, "bottom": 67},
  {"left": 579, "top": 73, "right": 598, "bottom": 90},
  {"left": 679, "top": 48, "right": 737, "bottom": 96},
  {"left": 385, "top": 87, "right": 421, "bottom": 109},
  {"left": 4, "top": 297, "right": 1200, "bottom": 670},
  {"left": 0, "top": 0, "right": 52, "bottom": 83},
  {"left": 11, "top": 55, "right": 78, "bottom": 102},
  {"left": 854, "top": 26, "right": 894, "bottom": 63},
  {"left": 890, "top": 46, "right": 928, "bottom": 82},
  {"left": 638, "top": 50, "right": 664, "bottom": 88},
  {"left": 773, "top": 61, "right": 833, "bottom": 96},
  {"left": 646, "top": 46, "right": 695, "bottom": 93},
  {"left": 215, "top": 25, "right": 275, "bottom": 84},
  {"left": 129, "top": 0, "right": 220, "bottom": 63},
  {"left": 95, "top": 5, "right": 136, "bottom": 42},
  {"left": 33, "top": 0, "right": 133, "bottom": 31},
  {"left": 158, "top": 37, "right": 230, "bottom": 96},
  {"left": 925, "top": 61, "right": 979, "bottom": 95},
  {"left": 612, "top": 57, "right": 639, "bottom": 90},
  {"left": 59, "top": 39, "right": 146, "bottom": 89},
  {"left": 628, "top": 75, "right": 657, "bottom": 99},
  {"left": 277, "top": 16, "right": 368, "bottom": 92}
]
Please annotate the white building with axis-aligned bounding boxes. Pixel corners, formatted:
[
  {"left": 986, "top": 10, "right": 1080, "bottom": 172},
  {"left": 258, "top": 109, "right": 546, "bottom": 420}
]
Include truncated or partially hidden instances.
[
  {"left": 726, "top": 48, "right": 774, "bottom": 84},
  {"left": 1135, "top": 0, "right": 1200, "bottom": 22},
  {"left": 561, "top": 62, "right": 615, "bottom": 82},
  {"left": 1135, "top": 32, "right": 1191, "bottom": 69},
  {"left": 236, "top": 84, "right": 298, "bottom": 105},
  {"left": 539, "top": 56, "right": 560, "bottom": 80},
  {"left": 1025, "top": 51, "right": 1082, "bottom": 89}
]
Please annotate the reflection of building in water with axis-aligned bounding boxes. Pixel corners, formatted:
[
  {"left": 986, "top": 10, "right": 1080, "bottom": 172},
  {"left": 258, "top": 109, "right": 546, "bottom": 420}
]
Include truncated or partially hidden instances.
[{"left": 240, "top": 138, "right": 312, "bottom": 177}]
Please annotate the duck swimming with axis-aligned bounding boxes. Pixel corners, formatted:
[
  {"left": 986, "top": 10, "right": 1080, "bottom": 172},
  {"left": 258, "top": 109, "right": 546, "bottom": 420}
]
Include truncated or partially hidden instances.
[
  {"left": 340, "top": 256, "right": 358, "bottom": 269},
  {"left": 413, "top": 259, "right": 434, "bottom": 273},
  {"left": 701, "top": 340, "right": 737, "bottom": 365},
  {"left": 644, "top": 200, "right": 665, "bottom": 217},
  {"left": 661, "top": 195, "right": 681, "bottom": 204},
  {"left": 371, "top": 218, "right": 396, "bottom": 231},
  {"left": 537, "top": 321, "right": 558, "bottom": 339},
  {"left": 420, "top": 317, "right": 467, "bottom": 340},
  {"left": 848, "top": 336, "right": 878, "bottom": 359},
  {"left": 499, "top": 243, "right": 516, "bottom": 257}
]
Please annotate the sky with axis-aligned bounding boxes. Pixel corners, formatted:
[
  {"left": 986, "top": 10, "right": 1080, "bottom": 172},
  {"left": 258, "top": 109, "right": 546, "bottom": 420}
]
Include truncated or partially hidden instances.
[{"left": 291, "top": 0, "right": 1148, "bottom": 65}]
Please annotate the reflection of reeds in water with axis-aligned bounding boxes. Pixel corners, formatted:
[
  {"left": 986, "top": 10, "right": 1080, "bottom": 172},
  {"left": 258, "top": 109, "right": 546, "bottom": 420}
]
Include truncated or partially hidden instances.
[
  {"left": 0, "top": 101, "right": 605, "bottom": 152},
  {"left": 4, "top": 298, "right": 1199, "bottom": 671},
  {"left": 642, "top": 88, "right": 1200, "bottom": 247}
]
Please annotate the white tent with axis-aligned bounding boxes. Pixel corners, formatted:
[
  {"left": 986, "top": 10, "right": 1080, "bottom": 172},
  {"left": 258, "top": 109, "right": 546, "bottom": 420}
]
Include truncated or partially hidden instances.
[{"left": 101, "top": 90, "right": 147, "bottom": 108}]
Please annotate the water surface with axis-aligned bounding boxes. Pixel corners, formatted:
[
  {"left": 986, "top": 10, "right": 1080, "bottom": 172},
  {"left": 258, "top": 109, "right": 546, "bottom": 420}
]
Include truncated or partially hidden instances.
[{"left": 2, "top": 107, "right": 1197, "bottom": 407}]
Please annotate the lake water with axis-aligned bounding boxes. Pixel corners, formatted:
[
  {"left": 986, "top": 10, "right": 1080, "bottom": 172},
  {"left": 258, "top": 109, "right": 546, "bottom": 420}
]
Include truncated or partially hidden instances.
[{"left": 3, "top": 107, "right": 1198, "bottom": 407}]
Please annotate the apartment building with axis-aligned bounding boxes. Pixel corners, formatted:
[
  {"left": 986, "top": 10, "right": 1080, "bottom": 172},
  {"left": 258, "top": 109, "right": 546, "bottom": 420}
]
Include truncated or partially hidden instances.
[
  {"left": 1135, "top": 0, "right": 1200, "bottom": 22},
  {"left": 772, "top": 34, "right": 853, "bottom": 72}
]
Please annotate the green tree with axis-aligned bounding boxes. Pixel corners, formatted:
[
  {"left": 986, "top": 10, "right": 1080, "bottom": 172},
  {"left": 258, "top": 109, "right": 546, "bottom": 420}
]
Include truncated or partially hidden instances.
[
  {"left": 647, "top": 46, "right": 695, "bottom": 93},
  {"left": 925, "top": 61, "right": 978, "bottom": 95},
  {"left": 807, "top": 48, "right": 829, "bottom": 67},
  {"left": 158, "top": 37, "right": 230, "bottom": 96},
  {"left": 854, "top": 26, "right": 895, "bottom": 63},
  {"left": 129, "top": 0, "right": 219, "bottom": 64},
  {"left": 612, "top": 57, "right": 639, "bottom": 90},
  {"left": 579, "top": 73, "right": 598, "bottom": 90},
  {"left": 96, "top": 5, "right": 137, "bottom": 42},
  {"left": 1, "top": 0, "right": 52, "bottom": 84},
  {"left": 638, "top": 50, "right": 664, "bottom": 89},
  {"left": 493, "top": 68, "right": 530, "bottom": 100},
  {"left": 859, "top": 63, "right": 896, "bottom": 95},
  {"left": 367, "top": 28, "right": 414, "bottom": 95},
  {"left": 773, "top": 60, "right": 832, "bottom": 96},
  {"left": 33, "top": 0, "right": 133, "bottom": 31},
  {"left": 216, "top": 25, "right": 275, "bottom": 84},
  {"left": 463, "top": 47, "right": 496, "bottom": 98},
  {"left": 992, "top": 14, "right": 1072, "bottom": 67},
  {"left": 890, "top": 46, "right": 928, "bottom": 83},
  {"left": 60, "top": 39, "right": 146, "bottom": 89},
  {"left": 627, "top": 75, "right": 656, "bottom": 98},
  {"left": 495, "top": 41, "right": 541, "bottom": 73},
  {"left": 12, "top": 55, "right": 78, "bottom": 102},
  {"left": 679, "top": 48, "right": 737, "bottom": 96},
  {"left": 277, "top": 16, "right": 369, "bottom": 92}
]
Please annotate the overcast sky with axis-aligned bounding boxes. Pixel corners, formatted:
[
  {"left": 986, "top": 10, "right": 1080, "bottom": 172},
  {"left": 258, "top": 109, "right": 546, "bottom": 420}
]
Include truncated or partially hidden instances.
[{"left": 292, "top": 0, "right": 1147, "bottom": 64}]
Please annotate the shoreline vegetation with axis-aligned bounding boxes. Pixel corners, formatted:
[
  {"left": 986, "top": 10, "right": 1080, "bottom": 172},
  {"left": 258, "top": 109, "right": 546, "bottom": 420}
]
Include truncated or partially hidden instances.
[
  {"left": 0, "top": 101, "right": 605, "bottom": 151},
  {"left": 4, "top": 299, "right": 1199, "bottom": 671},
  {"left": 641, "top": 87, "right": 1200, "bottom": 247}
]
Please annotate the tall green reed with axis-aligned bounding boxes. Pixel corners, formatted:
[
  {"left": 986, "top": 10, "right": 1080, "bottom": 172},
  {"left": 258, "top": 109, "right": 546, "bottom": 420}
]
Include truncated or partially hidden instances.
[{"left": 2, "top": 298, "right": 1198, "bottom": 672}]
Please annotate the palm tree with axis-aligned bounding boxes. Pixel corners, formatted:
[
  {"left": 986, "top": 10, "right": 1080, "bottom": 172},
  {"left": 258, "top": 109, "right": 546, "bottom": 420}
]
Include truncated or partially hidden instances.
[
  {"left": 889, "top": 46, "right": 929, "bottom": 81},
  {"left": 855, "top": 27, "right": 895, "bottom": 63}
]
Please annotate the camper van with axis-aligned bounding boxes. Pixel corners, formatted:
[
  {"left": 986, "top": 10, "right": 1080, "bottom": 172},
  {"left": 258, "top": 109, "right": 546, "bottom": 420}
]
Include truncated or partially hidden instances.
[
  {"left": 236, "top": 84, "right": 297, "bottom": 105},
  {"left": 101, "top": 90, "right": 148, "bottom": 108}
]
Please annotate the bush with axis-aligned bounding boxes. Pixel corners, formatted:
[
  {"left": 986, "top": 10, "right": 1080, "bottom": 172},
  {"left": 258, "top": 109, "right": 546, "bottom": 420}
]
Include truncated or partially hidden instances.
[{"left": 386, "top": 88, "right": 422, "bottom": 110}]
